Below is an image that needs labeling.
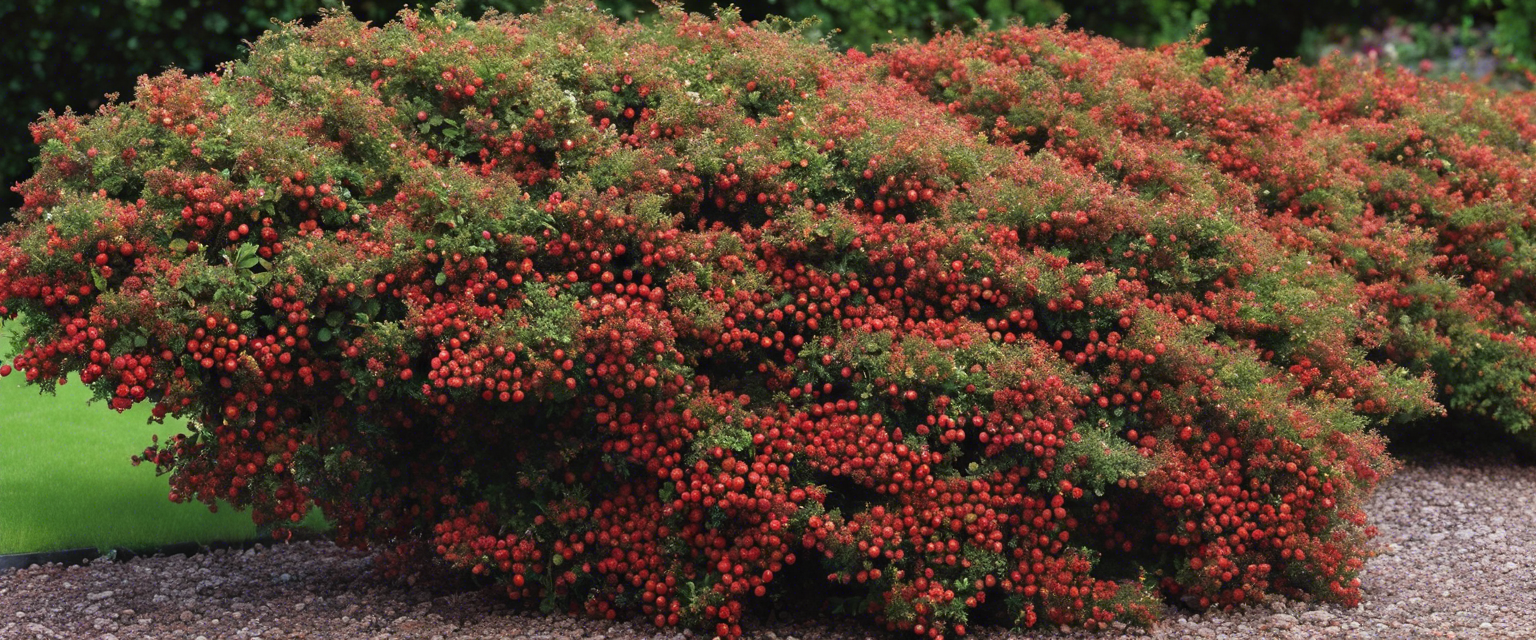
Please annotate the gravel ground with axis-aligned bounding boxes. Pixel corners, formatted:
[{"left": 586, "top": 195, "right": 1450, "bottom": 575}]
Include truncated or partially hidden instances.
[{"left": 1, "top": 461, "right": 1532, "bottom": 640}]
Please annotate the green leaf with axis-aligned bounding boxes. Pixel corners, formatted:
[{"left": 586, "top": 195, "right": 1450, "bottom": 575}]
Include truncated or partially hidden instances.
[
  {"left": 100, "top": 175, "right": 127, "bottom": 195},
  {"left": 238, "top": 243, "right": 260, "bottom": 270}
]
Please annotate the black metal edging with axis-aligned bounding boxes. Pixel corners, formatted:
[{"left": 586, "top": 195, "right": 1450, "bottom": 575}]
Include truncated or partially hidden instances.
[
  {"left": 0, "top": 547, "right": 98, "bottom": 571},
  {"left": 0, "top": 530, "right": 329, "bottom": 572}
]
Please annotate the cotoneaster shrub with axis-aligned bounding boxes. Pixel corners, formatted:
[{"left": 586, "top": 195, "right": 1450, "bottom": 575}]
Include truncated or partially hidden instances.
[
  {"left": 884, "top": 26, "right": 1536, "bottom": 439},
  {"left": 0, "top": 3, "right": 1446, "bottom": 638}
]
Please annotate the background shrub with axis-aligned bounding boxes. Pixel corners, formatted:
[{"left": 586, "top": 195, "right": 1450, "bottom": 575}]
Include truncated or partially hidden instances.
[{"left": 1297, "top": 17, "right": 1532, "bottom": 88}]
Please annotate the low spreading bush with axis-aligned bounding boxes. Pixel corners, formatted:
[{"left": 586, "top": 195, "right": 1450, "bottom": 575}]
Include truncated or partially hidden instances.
[
  {"left": 884, "top": 25, "right": 1536, "bottom": 436},
  {"left": 0, "top": 2, "right": 1528, "bottom": 638}
]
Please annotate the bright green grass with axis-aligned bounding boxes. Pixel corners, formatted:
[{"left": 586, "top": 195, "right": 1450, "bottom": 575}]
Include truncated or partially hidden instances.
[{"left": 0, "top": 318, "right": 325, "bottom": 554}]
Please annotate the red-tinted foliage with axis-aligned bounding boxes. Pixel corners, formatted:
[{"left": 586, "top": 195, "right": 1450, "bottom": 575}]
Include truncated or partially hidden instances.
[
  {"left": 7, "top": 4, "right": 1512, "bottom": 638},
  {"left": 884, "top": 25, "right": 1536, "bottom": 436}
]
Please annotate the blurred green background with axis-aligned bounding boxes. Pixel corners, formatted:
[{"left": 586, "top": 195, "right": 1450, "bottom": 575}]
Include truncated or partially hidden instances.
[{"left": 3, "top": 0, "right": 1534, "bottom": 220}]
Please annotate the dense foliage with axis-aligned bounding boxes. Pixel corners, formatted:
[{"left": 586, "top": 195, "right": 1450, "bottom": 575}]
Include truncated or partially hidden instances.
[
  {"left": 1, "top": 2, "right": 1533, "bottom": 638},
  {"left": 7, "top": 1, "right": 1535, "bottom": 219},
  {"left": 0, "top": 0, "right": 625, "bottom": 220},
  {"left": 883, "top": 25, "right": 1536, "bottom": 435}
]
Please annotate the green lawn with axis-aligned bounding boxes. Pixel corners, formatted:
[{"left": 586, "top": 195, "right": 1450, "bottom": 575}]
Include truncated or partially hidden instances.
[{"left": 0, "top": 318, "right": 323, "bottom": 555}]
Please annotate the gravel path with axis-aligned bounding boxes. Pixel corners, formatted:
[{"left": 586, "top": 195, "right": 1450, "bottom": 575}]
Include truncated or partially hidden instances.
[{"left": 2, "top": 461, "right": 1532, "bottom": 640}]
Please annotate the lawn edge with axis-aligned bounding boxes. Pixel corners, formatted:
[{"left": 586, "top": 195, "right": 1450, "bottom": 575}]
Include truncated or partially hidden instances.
[{"left": 0, "top": 530, "right": 330, "bottom": 572}]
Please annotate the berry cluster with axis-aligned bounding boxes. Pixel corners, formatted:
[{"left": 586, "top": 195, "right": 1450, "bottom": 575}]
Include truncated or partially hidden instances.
[{"left": 3, "top": 3, "right": 1522, "bottom": 638}]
